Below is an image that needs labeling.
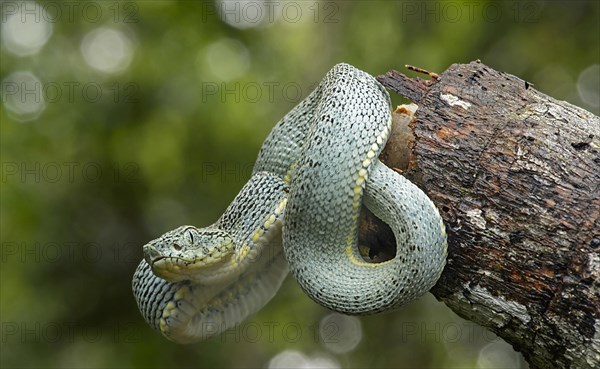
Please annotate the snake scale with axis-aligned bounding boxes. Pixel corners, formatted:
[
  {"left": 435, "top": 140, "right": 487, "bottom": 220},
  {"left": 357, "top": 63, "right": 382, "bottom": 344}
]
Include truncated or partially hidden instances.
[{"left": 132, "top": 63, "right": 447, "bottom": 343}]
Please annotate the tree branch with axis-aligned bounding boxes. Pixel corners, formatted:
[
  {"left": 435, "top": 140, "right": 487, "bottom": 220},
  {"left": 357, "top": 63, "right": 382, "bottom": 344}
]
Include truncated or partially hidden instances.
[{"left": 369, "top": 61, "right": 599, "bottom": 369}]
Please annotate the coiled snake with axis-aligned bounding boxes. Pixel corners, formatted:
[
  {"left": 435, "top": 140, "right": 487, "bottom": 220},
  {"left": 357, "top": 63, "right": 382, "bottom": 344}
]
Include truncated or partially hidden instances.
[{"left": 132, "top": 63, "right": 447, "bottom": 343}]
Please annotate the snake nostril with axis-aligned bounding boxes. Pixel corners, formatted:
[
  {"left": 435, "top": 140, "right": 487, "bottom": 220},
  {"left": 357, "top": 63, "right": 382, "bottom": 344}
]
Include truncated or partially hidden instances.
[{"left": 172, "top": 243, "right": 182, "bottom": 251}]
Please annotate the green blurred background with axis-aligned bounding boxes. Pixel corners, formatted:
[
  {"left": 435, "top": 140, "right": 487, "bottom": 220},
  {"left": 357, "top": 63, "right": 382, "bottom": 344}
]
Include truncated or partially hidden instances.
[{"left": 1, "top": 1, "right": 598, "bottom": 368}]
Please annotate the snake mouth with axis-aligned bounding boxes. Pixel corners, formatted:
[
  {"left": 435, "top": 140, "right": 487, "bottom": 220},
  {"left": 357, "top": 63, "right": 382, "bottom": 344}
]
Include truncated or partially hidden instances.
[
  {"left": 152, "top": 254, "right": 233, "bottom": 267},
  {"left": 144, "top": 246, "right": 207, "bottom": 268},
  {"left": 150, "top": 256, "right": 199, "bottom": 271},
  {"left": 148, "top": 255, "right": 166, "bottom": 266},
  {"left": 147, "top": 252, "right": 238, "bottom": 283}
]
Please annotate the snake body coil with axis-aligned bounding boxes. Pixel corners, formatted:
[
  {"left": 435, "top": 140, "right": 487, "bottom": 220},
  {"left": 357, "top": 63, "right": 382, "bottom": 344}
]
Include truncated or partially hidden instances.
[{"left": 132, "top": 63, "right": 447, "bottom": 343}]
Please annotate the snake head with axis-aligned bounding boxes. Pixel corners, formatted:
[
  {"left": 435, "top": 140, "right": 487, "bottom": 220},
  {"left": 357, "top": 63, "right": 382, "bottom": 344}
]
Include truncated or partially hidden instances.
[{"left": 143, "top": 225, "right": 235, "bottom": 284}]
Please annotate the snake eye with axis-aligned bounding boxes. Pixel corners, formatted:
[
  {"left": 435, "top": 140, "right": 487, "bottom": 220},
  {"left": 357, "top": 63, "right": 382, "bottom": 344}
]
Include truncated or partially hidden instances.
[{"left": 185, "top": 229, "right": 195, "bottom": 244}]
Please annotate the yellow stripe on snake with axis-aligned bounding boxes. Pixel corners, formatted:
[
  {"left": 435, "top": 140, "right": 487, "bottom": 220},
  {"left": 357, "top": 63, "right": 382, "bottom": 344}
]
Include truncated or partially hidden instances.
[{"left": 132, "top": 63, "right": 447, "bottom": 343}]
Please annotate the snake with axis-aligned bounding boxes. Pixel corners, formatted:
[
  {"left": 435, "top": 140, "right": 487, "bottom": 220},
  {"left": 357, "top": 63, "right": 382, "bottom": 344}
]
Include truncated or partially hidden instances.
[{"left": 132, "top": 63, "right": 447, "bottom": 344}]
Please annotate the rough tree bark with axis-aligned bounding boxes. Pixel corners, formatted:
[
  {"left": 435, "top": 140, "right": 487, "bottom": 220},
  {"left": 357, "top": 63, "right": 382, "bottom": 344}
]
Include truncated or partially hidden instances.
[{"left": 364, "top": 61, "right": 599, "bottom": 369}]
